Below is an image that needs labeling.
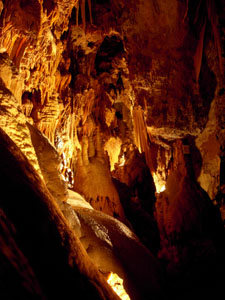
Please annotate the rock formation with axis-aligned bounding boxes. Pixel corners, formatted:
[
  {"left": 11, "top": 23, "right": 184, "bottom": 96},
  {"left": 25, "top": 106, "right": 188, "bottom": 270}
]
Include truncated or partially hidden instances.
[
  {"left": 73, "top": 127, "right": 127, "bottom": 222},
  {"left": 0, "top": 128, "right": 120, "bottom": 300},
  {"left": 155, "top": 139, "right": 225, "bottom": 299},
  {"left": 0, "top": 0, "right": 225, "bottom": 299}
]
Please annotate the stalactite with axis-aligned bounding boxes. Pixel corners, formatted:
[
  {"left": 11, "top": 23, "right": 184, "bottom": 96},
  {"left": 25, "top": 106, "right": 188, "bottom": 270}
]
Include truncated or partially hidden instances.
[
  {"left": 38, "top": 119, "right": 58, "bottom": 145},
  {"left": 73, "top": 126, "right": 127, "bottom": 222},
  {"left": 76, "top": 0, "right": 93, "bottom": 31},
  {"left": 183, "top": 0, "right": 189, "bottom": 23},
  {"left": 133, "top": 106, "right": 156, "bottom": 175},
  {"left": 82, "top": 89, "right": 95, "bottom": 127},
  {"left": 88, "top": 0, "right": 93, "bottom": 25},
  {"left": 206, "top": 0, "right": 223, "bottom": 76},
  {"left": 96, "top": 126, "right": 105, "bottom": 159},
  {"left": 76, "top": 148, "right": 83, "bottom": 167},
  {"left": 194, "top": 20, "right": 206, "bottom": 83},
  {"left": 76, "top": 0, "right": 79, "bottom": 26},
  {"left": 81, "top": 0, "right": 86, "bottom": 32},
  {"left": 88, "top": 135, "right": 95, "bottom": 158},
  {"left": 81, "top": 135, "right": 89, "bottom": 166},
  {"left": 14, "top": 37, "right": 28, "bottom": 67},
  {"left": 0, "top": 1, "right": 3, "bottom": 15},
  {"left": 132, "top": 106, "right": 169, "bottom": 192},
  {"left": 192, "top": 0, "right": 223, "bottom": 82}
]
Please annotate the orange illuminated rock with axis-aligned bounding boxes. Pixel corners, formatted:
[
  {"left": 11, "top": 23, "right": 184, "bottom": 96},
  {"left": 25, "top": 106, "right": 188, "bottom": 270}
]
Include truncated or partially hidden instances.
[
  {"left": 27, "top": 122, "right": 68, "bottom": 202},
  {"left": 73, "top": 207, "right": 165, "bottom": 300},
  {"left": 155, "top": 139, "right": 225, "bottom": 295},
  {"left": 0, "top": 127, "right": 120, "bottom": 300},
  {"left": 107, "top": 272, "right": 131, "bottom": 300},
  {"left": 74, "top": 128, "right": 126, "bottom": 223}
]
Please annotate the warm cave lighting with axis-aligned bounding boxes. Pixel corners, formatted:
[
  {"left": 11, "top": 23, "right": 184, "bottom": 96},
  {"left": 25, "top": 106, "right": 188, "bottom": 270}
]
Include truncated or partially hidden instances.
[
  {"left": 153, "top": 173, "right": 166, "bottom": 194},
  {"left": 119, "top": 154, "right": 126, "bottom": 167},
  {"left": 107, "top": 272, "right": 131, "bottom": 300},
  {"left": 159, "top": 185, "right": 166, "bottom": 193}
]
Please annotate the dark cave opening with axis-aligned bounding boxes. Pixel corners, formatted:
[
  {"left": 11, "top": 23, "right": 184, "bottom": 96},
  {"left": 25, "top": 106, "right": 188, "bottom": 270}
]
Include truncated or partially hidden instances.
[{"left": 95, "top": 35, "right": 125, "bottom": 75}]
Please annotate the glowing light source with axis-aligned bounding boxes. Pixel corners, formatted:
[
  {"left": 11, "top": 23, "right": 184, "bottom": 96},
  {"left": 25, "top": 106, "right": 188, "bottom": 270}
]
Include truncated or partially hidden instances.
[
  {"left": 55, "top": 134, "right": 74, "bottom": 188},
  {"left": 119, "top": 154, "right": 125, "bottom": 167},
  {"left": 153, "top": 173, "right": 166, "bottom": 194},
  {"left": 107, "top": 272, "right": 131, "bottom": 300},
  {"left": 159, "top": 185, "right": 166, "bottom": 193},
  {"left": 104, "top": 137, "right": 122, "bottom": 171}
]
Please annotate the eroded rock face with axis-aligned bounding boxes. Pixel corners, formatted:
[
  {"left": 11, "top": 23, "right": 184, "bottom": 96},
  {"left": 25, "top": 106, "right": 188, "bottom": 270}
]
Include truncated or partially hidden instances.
[
  {"left": 90, "top": 0, "right": 216, "bottom": 138},
  {"left": 1, "top": 0, "right": 224, "bottom": 203},
  {"left": 73, "top": 130, "right": 127, "bottom": 223},
  {"left": 27, "top": 122, "right": 68, "bottom": 202},
  {"left": 155, "top": 140, "right": 225, "bottom": 298},
  {"left": 0, "top": 1, "right": 225, "bottom": 299},
  {"left": 73, "top": 207, "right": 165, "bottom": 300},
  {"left": 68, "top": 0, "right": 225, "bottom": 207},
  {"left": 112, "top": 147, "right": 160, "bottom": 254},
  {"left": 0, "top": 128, "right": 120, "bottom": 300},
  {"left": 0, "top": 55, "right": 42, "bottom": 177}
]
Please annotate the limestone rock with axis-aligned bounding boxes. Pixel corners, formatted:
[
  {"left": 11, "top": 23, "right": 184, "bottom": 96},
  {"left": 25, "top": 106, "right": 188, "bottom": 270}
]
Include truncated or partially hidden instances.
[
  {"left": 27, "top": 122, "right": 68, "bottom": 202},
  {"left": 0, "top": 127, "right": 120, "bottom": 300},
  {"left": 0, "top": 208, "right": 46, "bottom": 299},
  {"left": 0, "top": 74, "right": 41, "bottom": 177},
  {"left": 0, "top": 1, "right": 225, "bottom": 298},
  {"left": 155, "top": 140, "right": 225, "bottom": 298},
  {"left": 74, "top": 207, "right": 165, "bottom": 300},
  {"left": 67, "top": 189, "right": 93, "bottom": 210},
  {"left": 74, "top": 131, "right": 127, "bottom": 223}
]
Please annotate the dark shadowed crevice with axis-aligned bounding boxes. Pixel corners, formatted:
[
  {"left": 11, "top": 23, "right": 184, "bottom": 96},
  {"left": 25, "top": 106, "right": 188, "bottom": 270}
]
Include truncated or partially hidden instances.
[{"left": 95, "top": 35, "right": 125, "bottom": 75}]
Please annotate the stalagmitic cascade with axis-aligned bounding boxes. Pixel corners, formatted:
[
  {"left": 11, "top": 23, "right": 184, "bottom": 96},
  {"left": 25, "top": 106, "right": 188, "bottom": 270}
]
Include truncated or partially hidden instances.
[{"left": 73, "top": 127, "right": 127, "bottom": 223}]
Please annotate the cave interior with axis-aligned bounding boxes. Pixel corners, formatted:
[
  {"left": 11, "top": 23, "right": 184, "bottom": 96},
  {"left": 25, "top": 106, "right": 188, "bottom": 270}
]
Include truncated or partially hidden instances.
[{"left": 0, "top": 1, "right": 225, "bottom": 300}]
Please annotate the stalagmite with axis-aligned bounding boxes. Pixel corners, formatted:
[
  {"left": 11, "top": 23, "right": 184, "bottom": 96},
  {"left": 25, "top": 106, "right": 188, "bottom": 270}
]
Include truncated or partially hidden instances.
[
  {"left": 81, "top": 0, "right": 86, "bottom": 31},
  {"left": 73, "top": 127, "right": 127, "bottom": 223}
]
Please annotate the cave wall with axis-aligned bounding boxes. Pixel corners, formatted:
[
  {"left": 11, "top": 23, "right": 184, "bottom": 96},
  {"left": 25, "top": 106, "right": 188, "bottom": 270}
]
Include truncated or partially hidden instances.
[
  {"left": 0, "top": 127, "right": 121, "bottom": 300},
  {"left": 0, "top": 0, "right": 225, "bottom": 299},
  {"left": 0, "top": 0, "right": 224, "bottom": 204}
]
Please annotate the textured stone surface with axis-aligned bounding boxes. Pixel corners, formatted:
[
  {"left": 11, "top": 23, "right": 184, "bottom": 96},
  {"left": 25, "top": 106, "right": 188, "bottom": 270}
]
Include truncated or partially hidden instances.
[
  {"left": 1, "top": 0, "right": 224, "bottom": 203},
  {"left": 73, "top": 131, "right": 127, "bottom": 223},
  {"left": 0, "top": 127, "right": 120, "bottom": 300},
  {"left": 27, "top": 122, "right": 68, "bottom": 202},
  {"left": 0, "top": 56, "right": 41, "bottom": 177},
  {"left": 0, "top": 1, "right": 225, "bottom": 299},
  {"left": 155, "top": 139, "right": 225, "bottom": 299},
  {"left": 73, "top": 207, "right": 165, "bottom": 300}
]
